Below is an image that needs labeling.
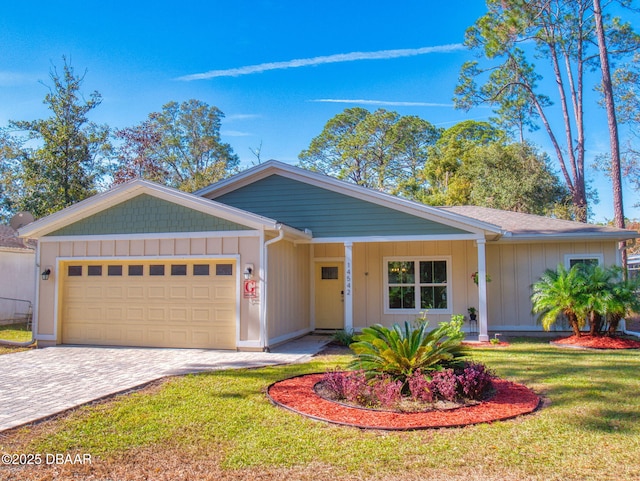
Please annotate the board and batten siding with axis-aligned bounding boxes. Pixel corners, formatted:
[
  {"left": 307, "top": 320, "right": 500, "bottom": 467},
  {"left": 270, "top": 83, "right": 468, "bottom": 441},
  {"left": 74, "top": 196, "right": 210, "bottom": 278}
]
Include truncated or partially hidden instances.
[
  {"left": 36, "top": 235, "right": 261, "bottom": 345},
  {"left": 485, "top": 240, "right": 619, "bottom": 331},
  {"left": 313, "top": 239, "right": 619, "bottom": 333},
  {"left": 266, "top": 238, "right": 311, "bottom": 342},
  {"left": 213, "top": 175, "right": 468, "bottom": 238}
]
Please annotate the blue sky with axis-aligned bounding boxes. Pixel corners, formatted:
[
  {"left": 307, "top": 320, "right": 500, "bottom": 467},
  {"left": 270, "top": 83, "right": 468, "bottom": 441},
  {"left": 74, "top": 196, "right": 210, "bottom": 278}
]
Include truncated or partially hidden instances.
[{"left": 0, "top": 0, "right": 638, "bottom": 222}]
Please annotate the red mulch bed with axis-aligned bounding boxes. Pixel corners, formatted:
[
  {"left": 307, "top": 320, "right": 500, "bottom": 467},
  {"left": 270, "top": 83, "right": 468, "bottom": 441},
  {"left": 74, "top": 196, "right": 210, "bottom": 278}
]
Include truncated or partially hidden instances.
[
  {"left": 551, "top": 334, "right": 640, "bottom": 350},
  {"left": 267, "top": 373, "right": 540, "bottom": 430}
]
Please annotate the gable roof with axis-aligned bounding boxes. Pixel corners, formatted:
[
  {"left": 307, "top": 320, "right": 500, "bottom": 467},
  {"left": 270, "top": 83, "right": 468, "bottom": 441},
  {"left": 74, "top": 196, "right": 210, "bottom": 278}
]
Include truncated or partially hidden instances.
[
  {"left": 198, "top": 160, "right": 638, "bottom": 243},
  {"left": 197, "top": 160, "right": 504, "bottom": 240},
  {"left": 18, "top": 179, "right": 310, "bottom": 240},
  {"left": 440, "top": 206, "right": 639, "bottom": 242}
]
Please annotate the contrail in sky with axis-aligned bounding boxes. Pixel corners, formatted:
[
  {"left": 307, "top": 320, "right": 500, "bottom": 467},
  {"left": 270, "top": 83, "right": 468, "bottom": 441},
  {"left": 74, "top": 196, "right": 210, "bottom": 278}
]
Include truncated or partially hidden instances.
[
  {"left": 311, "top": 99, "right": 455, "bottom": 107},
  {"left": 176, "top": 44, "right": 464, "bottom": 81}
]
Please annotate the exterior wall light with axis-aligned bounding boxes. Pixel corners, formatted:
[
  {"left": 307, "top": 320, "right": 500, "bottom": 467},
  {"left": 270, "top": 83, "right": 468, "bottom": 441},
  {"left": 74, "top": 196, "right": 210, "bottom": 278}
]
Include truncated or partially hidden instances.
[
  {"left": 243, "top": 264, "right": 254, "bottom": 280},
  {"left": 41, "top": 268, "right": 51, "bottom": 281}
]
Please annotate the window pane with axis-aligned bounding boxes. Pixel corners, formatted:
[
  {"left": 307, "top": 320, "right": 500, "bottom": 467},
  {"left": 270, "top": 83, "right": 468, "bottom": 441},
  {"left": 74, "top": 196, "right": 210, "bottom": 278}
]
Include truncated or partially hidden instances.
[
  {"left": 88, "top": 265, "right": 102, "bottom": 276},
  {"left": 128, "top": 265, "right": 143, "bottom": 276},
  {"left": 421, "top": 286, "right": 434, "bottom": 309},
  {"left": 434, "top": 286, "right": 448, "bottom": 309},
  {"left": 569, "top": 258, "right": 599, "bottom": 268},
  {"left": 171, "top": 264, "right": 187, "bottom": 276},
  {"left": 419, "top": 261, "right": 433, "bottom": 284},
  {"left": 68, "top": 266, "right": 82, "bottom": 276},
  {"left": 193, "top": 264, "right": 210, "bottom": 276},
  {"left": 389, "top": 286, "right": 415, "bottom": 309},
  {"left": 321, "top": 266, "right": 339, "bottom": 279},
  {"left": 216, "top": 264, "right": 233, "bottom": 276},
  {"left": 433, "top": 261, "right": 447, "bottom": 283},
  {"left": 149, "top": 265, "right": 165, "bottom": 276},
  {"left": 108, "top": 265, "right": 123, "bottom": 276},
  {"left": 388, "top": 261, "right": 414, "bottom": 284}
]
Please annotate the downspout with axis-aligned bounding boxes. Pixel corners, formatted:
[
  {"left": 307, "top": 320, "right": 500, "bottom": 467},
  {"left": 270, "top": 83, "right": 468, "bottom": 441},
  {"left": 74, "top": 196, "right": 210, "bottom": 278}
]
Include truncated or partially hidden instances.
[{"left": 261, "top": 223, "right": 285, "bottom": 351}]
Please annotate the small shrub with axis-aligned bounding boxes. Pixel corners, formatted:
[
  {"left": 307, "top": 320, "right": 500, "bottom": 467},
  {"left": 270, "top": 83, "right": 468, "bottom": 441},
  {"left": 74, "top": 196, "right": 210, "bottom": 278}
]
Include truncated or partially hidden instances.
[
  {"left": 458, "top": 362, "right": 493, "bottom": 400},
  {"left": 371, "top": 375, "right": 403, "bottom": 408},
  {"left": 341, "top": 371, "right": 373, "bottom": 405},
  {"left": 321, "top": 369, "right": 350, "bottom": 399},
  {"left": 429, "top": 369, "right": 459, "bottom": 402},
  {"left": 407, "top": 369, "right": 433, "bottom": 402},
  {"left": 332, "top": 329, "right": 355, "bottom": 346}
]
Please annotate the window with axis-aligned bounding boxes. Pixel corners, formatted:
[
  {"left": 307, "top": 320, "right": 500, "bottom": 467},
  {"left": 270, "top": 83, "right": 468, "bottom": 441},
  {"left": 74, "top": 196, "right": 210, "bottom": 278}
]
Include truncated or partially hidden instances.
[
  {"left": 216, "top": 264, "right": 233, "bottom": 276},
  {"left": 87, "top": 265, "right": 102, "bottom": 276},
  {"left": 385, "top": 258, "right": 450, "bottom": 313},
  {"left": 149, "top": 265, "right": 165, "bottom": 276},
  {"left": 171, "top": 264, "right": 187, "bottom": 276},
  {"left": 565, "top": 254, "right": 603, "bottom": 270},
  {"left": 128, "top": 265, "right": 144, "bottom": 276},
  {"left": 68, "top": 265, "right": 82, "bottom": 277},
  {"left": 321, "top": 266, "right": 339, "bottom": 280},
  {"left": 108, "top": 265, "right": 123, "bottom": 276},
  {"left": 193, "top": 264, "right": 210, "bottom": 276}
]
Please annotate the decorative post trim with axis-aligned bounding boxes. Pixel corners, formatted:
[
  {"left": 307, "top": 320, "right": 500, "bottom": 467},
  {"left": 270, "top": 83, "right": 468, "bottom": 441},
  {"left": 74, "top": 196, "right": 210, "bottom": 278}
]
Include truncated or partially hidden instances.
[
  {"left": 476, "top": 239, "right": 489, "bottom": 342},
  {"left": 344, "top": 242, "right": 353, "bottom": 332}
]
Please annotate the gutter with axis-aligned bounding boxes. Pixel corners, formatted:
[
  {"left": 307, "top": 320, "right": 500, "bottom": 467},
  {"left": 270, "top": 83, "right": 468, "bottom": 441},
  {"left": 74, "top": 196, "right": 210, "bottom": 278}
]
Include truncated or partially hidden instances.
[
  {"left": 620, "top": 319, "right": 640, "bottom": 338},
  {"left": 260, "top": 224, "right": 286, "bottom": 351}
]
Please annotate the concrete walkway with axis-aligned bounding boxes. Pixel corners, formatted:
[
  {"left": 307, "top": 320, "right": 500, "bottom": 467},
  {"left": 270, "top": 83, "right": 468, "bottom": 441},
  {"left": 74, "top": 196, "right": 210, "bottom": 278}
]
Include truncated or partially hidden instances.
[{"left": 0, "top": 335, "right": 330, "bottom": 432}]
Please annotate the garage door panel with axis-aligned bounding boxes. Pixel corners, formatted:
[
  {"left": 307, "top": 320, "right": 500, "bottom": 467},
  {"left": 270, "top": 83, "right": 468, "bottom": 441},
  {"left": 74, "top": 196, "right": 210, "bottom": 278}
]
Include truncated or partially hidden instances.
[{"left": 61, "top": 260, "right": 237, "bottom": 349}]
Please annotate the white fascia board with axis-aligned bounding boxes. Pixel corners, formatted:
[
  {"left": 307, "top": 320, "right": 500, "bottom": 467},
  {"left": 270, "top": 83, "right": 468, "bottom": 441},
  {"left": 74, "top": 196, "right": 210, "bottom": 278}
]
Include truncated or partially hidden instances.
[
  {"left": 199, "top": 161, "right": 504, "bottom": 238},
  {"left": 299, "top": 233, "right": 482, "bottom": 244},
  {"left": 493, "top": 232, "right": 640, "bottom": 243},
  {"left": 38, "top": 230, "right": 261, "bottom": 243},
  {"left": 18, "top": 179, "right": 286, "bottom": 238}
]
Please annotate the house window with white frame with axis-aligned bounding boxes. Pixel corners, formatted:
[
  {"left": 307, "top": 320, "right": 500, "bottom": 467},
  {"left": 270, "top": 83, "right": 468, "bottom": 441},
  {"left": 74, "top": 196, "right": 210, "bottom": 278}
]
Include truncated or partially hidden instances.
[
  {"left": 565, "top": 254, "right": 604, "bottom": 269},
  {"left": 385, "top": 257, "right": 450, "bottom": 313}
]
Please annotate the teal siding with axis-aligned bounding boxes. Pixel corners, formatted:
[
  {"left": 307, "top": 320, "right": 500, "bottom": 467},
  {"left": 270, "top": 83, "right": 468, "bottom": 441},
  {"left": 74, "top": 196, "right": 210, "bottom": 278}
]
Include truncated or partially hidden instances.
[
  {"left": 215, "top": 175, "right": 468, "bottom": 238},
  {"left": 47, "top": 194, "right": 253, "bottom": 236}
]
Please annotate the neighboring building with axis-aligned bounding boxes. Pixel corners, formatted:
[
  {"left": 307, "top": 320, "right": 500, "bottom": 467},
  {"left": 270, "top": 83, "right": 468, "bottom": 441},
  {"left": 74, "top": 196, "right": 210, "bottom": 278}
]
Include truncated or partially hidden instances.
[
  {"left": 18, "top": 161, "right": 639, "bottom": 349},
  {"left": 0, "top": 225, "right": 36, "bottom": 323}
]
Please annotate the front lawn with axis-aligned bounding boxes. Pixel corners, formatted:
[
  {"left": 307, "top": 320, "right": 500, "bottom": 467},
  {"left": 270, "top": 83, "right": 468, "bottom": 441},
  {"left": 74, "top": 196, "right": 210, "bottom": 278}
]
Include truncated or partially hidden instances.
[
  {"left": 2, "top": 340, "right": 639, "bottom": 481},
  {"left": 0, "top": 322, "right": 32, "bottom": 343}
]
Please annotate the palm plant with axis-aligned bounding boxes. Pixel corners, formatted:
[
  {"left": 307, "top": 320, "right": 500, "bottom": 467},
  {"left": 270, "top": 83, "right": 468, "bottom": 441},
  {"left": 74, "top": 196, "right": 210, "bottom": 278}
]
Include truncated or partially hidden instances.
[
  {"left": 348, "top": 318, "right": 468, "bottom": 383},
  {"left": 531, "top": 264, "right": 587, "bottom": 336},
  {"left": 603, "top": 272, "right": 640, "bottom": 335},
  {"left": 578, "top": 264, "right": 615, "bottom": 336}
]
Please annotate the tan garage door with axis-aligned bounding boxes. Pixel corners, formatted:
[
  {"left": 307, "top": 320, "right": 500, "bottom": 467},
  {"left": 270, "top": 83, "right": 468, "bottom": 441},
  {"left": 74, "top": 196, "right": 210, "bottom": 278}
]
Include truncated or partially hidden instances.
[{"left": 60, "top": 259, "right": 237, "bottom": 349}]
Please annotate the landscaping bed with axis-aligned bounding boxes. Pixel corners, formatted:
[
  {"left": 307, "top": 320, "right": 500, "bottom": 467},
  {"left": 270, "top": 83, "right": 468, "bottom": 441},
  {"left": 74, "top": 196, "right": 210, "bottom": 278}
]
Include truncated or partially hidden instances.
[
  {"left": 551, "top": 334, "right": 640, "bottom": 349},
  {"left": 267, "top": 372, "right": 540, "bottom": 430}
]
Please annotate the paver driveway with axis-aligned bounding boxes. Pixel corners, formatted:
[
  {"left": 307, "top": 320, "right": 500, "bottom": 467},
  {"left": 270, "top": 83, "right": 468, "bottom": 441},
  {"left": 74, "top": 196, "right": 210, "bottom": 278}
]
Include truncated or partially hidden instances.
[{"left": 0, "top": 336, "right": 330, "bottom": 432}]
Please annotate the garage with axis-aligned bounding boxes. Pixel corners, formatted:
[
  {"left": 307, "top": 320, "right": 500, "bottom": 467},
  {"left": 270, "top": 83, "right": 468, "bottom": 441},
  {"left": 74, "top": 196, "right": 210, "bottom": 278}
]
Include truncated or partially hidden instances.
[{"left": 60, "top": 259, "right": 237, "bottom": 349}]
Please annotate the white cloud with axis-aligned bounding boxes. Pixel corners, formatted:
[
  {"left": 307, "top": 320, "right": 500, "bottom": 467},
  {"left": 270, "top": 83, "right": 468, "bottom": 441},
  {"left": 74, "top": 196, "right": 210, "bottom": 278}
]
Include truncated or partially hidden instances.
[
  {"left": 222, "top": 130, "right": 252, "bottom": 137},
  {"left": 176, "top": 44, "right": 464, "bottom": 81},
  {"left": 311, "top": 99, "right": 455, "bottom": 107},
  {"left": 225, "top": 113, "right": 261, "bottom": 122}
]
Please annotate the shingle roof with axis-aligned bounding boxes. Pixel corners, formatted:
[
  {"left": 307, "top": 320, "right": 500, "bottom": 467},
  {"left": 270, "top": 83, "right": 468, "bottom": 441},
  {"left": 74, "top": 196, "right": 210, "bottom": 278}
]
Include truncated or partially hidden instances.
[
  {"left": 0, "top": 225, "right": 35, "bottom": 250},
  {"left": 438, "top": 206, "right": 639, "bottom": 240}
]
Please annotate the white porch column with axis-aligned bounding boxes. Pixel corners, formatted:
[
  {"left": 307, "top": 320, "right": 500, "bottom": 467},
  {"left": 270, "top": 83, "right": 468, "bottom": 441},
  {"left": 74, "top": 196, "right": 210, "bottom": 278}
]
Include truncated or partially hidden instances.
[
  {"left": 476, "top": 238, "right": 489, "bottom": 342},
  {"left": 344, "top": 241, "right": 353, "bottom": 332}
]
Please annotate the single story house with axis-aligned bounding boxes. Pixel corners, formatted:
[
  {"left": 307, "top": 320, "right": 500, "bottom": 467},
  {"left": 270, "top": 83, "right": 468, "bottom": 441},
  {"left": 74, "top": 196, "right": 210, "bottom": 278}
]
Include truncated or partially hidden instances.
[
  {"left": 18, "top": 160, "right": 639, "bottom": 349},
  {"left": 0, "top": 225, "right": 35, "bottom": 324}
]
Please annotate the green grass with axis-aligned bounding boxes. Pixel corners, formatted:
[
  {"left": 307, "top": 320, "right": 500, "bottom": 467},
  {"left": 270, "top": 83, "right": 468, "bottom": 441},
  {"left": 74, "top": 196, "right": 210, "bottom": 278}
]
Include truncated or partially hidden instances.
[
  {"left": 0, "top": 322, "right": 32, "bottom": 343},
  {"left": 10, "top": 341, "right": 640, "bottom": 480}
]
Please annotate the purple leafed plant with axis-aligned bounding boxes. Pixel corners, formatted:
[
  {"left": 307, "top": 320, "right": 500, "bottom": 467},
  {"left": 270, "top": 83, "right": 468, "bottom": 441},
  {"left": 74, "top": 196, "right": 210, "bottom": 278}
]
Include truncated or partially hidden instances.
[
  {"left": 458, "top": 362, "right": 493, "bottom": 400},
  {"left": 407, "top": 370, "right": 433, "bottom": 402},
  {"left": 429, "top": 369, "right": 459, "bottom": 402},
  {"left": 371, "top": 375, "right": 403, "bottom": 408}
]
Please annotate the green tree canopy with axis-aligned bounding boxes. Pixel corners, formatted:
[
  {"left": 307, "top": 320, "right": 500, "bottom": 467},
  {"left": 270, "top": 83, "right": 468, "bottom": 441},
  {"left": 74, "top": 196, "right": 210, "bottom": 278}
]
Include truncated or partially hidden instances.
[
  {"left": 0, "top": 58, "right": 110, "bottom": 220},
  {"left": 298, "top": 108, "right": 441, "bottom": 196},
  {"left": 112, "top": 99, "right": 239, "bottom": 192}
]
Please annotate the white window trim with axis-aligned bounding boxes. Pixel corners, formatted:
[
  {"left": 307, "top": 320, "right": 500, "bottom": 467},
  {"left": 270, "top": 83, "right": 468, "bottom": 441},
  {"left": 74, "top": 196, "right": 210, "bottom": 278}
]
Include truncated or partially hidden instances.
[
  {"left": 383, "top": 256, "right": 452, "bottom": 315},
  {"left": 564, "top": 253, "right": 604, "bottom": 269}
]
